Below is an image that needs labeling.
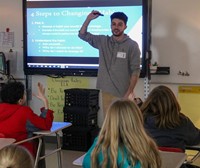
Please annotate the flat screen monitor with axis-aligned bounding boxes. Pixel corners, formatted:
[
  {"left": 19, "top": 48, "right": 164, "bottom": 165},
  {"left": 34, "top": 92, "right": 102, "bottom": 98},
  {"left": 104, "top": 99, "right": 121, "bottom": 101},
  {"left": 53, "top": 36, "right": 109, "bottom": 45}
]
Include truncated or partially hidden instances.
[{"left": 23, "top": 0, "right": 151, "bottom": 77}]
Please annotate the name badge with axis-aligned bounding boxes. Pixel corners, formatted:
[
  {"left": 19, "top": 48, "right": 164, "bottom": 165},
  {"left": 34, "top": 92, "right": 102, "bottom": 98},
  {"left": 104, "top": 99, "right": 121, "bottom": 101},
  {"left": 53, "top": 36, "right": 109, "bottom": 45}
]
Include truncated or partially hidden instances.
[{"left": 117, "top": 52, "right": 126, "bottom": 58}]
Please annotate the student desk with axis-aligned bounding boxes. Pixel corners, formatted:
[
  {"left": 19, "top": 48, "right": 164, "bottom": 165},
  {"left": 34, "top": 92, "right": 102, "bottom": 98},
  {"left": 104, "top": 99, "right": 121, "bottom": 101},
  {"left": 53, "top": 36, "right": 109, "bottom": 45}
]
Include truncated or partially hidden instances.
[
  {"left": 0, "top": 138, "right": 15, "bottom": 150},
  {"left": 73, "top": 151, "right": 187, "bottom": 168},
  {"left": 186, "top": 144, "right": 200, "bottom": 163},
  {"left": 33, "top": 121, "right": 72, "bottom": 168}
]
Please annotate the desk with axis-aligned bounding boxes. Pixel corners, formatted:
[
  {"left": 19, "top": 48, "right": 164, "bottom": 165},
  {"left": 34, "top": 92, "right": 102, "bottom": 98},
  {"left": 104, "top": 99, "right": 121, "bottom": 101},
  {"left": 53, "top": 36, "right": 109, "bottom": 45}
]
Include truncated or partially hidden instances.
[
  {"left": 186, "top": 144, "right": 200, "bottom": 163},
  {"left": 34, "top": 122, "right": 72, "bottom": 168},
  {"left": 73, "top": 151, "right": 187, "bottom": 168},
  {"left": 0, "top": 138, "right": 15, "bottom": 150}
]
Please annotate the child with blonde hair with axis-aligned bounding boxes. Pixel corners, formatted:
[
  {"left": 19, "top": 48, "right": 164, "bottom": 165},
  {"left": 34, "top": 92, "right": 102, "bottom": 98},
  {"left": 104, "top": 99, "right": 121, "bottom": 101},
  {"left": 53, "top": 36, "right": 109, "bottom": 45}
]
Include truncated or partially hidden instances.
[
  {"left": 0, "top": 145, "right": 34, "bottom": 168},
  {"left": 83, "top": 99, "right": 161, "bottom": 168}
]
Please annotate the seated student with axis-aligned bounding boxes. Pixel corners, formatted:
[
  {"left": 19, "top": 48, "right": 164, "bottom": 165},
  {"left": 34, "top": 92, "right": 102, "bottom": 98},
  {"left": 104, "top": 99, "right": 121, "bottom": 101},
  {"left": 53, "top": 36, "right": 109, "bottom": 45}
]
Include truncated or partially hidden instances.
[
  {"left": 0, "top": 145, "right": 34, "bottom": 168},
  {"left": 0, "top": 81, "right": 54, "bottom": 166},
  {"left": 140, "top": 85, "right": 200, "bottom": 167},
  {"left": 83, "top": 99, "right": 161, "bottom": 168}
]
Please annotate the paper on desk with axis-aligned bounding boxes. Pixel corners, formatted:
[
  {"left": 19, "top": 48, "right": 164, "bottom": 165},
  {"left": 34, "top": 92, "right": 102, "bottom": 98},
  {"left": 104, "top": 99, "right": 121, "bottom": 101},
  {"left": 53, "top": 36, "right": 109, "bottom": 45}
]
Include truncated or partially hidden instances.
[
  {"left": 178, "top": 86, "right": 200, "bottom": 128},
  {"left": 73, "top": 154, "right": 86, "bottom": 166}
]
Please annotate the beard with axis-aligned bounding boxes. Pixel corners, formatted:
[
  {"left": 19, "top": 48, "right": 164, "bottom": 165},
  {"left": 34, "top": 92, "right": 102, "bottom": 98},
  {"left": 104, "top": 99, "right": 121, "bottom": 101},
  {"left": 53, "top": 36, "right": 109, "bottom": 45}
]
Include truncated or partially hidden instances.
[{"left": 112, "top": 29, "right": 123, "bottom": 37}]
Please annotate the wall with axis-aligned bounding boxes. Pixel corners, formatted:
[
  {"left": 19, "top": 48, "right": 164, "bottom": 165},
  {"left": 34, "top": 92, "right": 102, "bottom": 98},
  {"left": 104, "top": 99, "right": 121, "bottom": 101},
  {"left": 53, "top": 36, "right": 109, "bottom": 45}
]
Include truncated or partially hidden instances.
[
  {"left": 0, "top": 0, "right": 24, "bottom": 79},
  {"left": 151, "top": 0, "right": 200, "bottom": 85}
]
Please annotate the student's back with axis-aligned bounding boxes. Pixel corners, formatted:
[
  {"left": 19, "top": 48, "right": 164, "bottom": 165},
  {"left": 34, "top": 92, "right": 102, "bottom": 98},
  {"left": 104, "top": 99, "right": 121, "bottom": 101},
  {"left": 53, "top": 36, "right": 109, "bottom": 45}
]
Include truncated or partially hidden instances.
[
  {"left": 0, "top": 81, "right": 54, "bottom": 156},
  {"left": 140, "top": 85, "right": 200, "bottom": 152},
  {"left": 83, "top": 99, "right": 161, "bottom": 168}
]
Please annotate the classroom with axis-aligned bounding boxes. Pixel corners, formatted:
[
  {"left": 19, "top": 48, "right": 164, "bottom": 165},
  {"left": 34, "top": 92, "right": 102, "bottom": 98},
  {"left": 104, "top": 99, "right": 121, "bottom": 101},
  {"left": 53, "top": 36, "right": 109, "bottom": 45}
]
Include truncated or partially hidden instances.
[{"left": 0, "top": 0, "right": 200, "bottom": 167}]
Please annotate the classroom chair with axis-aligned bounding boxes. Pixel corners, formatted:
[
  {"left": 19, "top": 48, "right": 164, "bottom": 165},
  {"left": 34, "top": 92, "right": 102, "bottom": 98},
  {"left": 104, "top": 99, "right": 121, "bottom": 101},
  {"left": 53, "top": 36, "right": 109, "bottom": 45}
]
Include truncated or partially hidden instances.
[{"left": 159, "top": 146, "right": 200, "bottom": 166}]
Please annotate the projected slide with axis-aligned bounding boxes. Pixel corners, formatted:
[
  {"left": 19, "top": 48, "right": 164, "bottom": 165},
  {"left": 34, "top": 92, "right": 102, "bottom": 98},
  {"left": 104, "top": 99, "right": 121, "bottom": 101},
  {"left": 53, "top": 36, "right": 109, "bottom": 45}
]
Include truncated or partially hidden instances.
[{"left": 27, "top": 6, "right": 142, "bottom": 57}]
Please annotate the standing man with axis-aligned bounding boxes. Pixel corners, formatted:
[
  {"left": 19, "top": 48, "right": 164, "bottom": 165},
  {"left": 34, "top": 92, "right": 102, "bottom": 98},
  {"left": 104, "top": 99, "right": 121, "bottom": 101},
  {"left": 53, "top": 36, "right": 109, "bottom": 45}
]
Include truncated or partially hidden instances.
[{"left": 79, "top": 11, "right": 141, "bottom": 117}]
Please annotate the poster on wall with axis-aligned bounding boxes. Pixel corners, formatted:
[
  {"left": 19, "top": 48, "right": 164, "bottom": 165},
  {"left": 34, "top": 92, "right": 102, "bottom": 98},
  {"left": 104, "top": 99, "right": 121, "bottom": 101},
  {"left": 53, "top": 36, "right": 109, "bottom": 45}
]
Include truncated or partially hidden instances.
[
  {"left": 0, "top": 32, "right": 14, "bottom": 48},
  {"left": 178, "top": 86, "right": 200, "bottom": 128},
  {"left": 47, "top": 76, "right": 89, "bottom": 121}
]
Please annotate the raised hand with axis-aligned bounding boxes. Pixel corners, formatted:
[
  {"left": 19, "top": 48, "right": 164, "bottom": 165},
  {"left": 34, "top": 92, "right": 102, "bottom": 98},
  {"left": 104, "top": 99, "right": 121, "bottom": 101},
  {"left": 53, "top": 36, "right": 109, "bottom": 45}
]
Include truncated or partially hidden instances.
[{"left": 33, "top": 82, "right": 49, "bottom": 109}]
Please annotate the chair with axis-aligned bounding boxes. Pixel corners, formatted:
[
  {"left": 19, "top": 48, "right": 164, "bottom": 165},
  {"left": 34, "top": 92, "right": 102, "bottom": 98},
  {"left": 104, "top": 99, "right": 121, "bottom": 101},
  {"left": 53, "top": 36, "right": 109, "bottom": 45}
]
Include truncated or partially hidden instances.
[
  {"left": 159, "top": 146, "right": 200, "bottom": 166},
  {"left": 159, "top": 146, "right": 184, "bottom": 153},
  {"left": 0, "top": 133, "right": 15, "bottom": 150},
  {"left": 159, "top": 150, "right": 187, "bottom": 168}
]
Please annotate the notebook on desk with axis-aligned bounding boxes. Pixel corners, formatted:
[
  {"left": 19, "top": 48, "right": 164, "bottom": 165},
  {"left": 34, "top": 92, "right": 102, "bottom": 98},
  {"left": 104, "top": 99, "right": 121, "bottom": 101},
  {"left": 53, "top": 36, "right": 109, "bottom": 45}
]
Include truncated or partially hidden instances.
[{"left": 72, "top": 153, "right": 86, "bottom": 166}]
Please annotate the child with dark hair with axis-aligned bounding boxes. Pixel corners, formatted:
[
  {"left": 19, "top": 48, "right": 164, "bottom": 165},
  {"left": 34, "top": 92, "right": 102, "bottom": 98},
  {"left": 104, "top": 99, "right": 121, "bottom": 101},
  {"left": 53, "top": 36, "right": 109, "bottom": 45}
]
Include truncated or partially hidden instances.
[
  {"left": 110, "top": 12, "right": 128, "bottom": 25},
  {"left": 141, "top": 85, "right": 200, "bottom": 168},
  {"left": 1, "top": 81, "right": 25, "bottom": 104},
  {"left": 0, "top": 81, "right": 54, "bottom": 168}
]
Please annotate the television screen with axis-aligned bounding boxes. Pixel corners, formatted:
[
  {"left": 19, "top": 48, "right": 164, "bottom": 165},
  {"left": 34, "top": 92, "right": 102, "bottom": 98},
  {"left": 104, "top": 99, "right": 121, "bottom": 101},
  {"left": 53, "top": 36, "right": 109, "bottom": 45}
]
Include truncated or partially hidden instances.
[{"left": 23, "top": 0, "right": 151, "bottom": 77}]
